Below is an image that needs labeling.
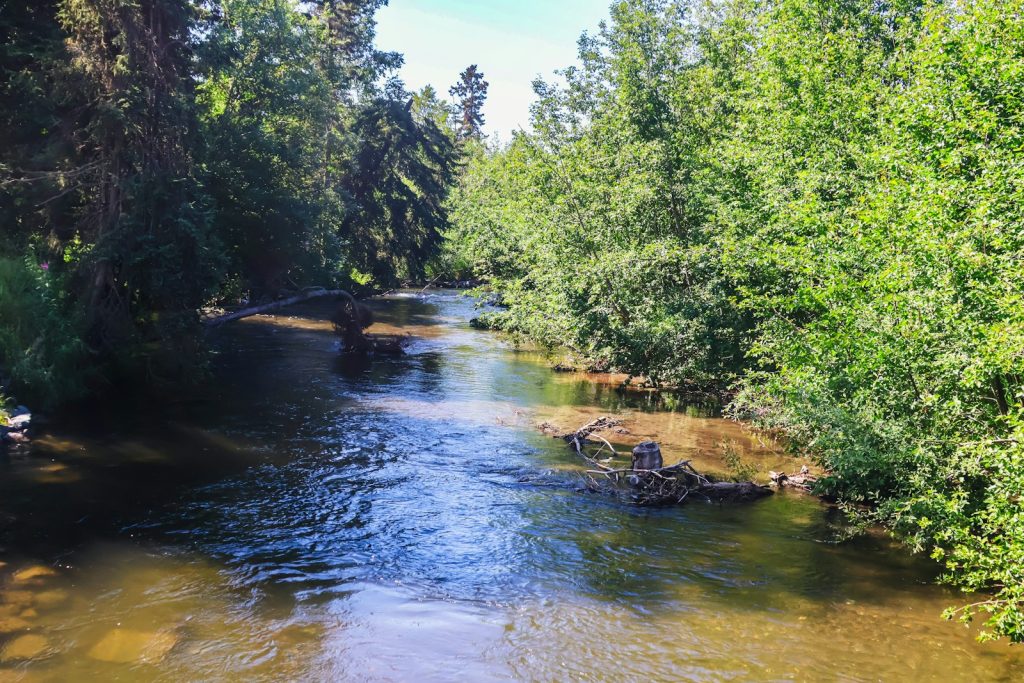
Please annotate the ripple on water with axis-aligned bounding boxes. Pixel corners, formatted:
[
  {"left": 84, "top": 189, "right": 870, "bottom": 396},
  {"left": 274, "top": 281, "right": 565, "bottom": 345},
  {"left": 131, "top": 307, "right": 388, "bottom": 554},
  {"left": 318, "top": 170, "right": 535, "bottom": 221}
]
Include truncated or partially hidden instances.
[{"left": 1, "top": 291, "right": 1023, "bottom": 681}]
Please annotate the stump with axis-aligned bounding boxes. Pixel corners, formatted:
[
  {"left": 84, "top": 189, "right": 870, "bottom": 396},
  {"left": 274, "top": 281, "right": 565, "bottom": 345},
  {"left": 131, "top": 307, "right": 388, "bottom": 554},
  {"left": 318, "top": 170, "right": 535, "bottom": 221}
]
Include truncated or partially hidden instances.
[
  {"left": 330, "top": 295, "right": 407, "bottom": 355},
  {"left": 631, "top": 441, "right": 663, "bottom": 471},
  {"left": 547, "top": 416, "right": 773, "bottom": 506}
]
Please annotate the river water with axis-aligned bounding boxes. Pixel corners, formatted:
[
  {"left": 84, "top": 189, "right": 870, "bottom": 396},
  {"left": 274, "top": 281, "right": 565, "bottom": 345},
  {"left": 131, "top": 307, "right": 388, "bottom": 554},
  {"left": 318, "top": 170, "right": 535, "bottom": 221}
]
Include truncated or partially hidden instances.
[{"left": 0, "top": 291, "right": 1021, "bottom": 681}]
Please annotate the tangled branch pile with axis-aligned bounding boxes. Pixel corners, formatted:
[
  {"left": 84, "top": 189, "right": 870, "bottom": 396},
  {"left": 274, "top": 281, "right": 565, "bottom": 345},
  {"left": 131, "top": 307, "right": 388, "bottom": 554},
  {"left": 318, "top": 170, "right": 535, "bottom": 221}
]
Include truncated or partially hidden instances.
[{"left": 547, "top": 417, "right": 772, "bottom": 506}]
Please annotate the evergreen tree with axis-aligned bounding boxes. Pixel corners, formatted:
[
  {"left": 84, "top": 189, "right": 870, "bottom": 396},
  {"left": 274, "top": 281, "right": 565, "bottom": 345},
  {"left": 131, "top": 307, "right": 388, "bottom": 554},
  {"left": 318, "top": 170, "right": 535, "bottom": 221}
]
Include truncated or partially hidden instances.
[
  {"left": 55, "top": 0, "right": 220, "bottom": 374},
  {"left": 0, "top": 0, "right": 461, "bottom": 397},
  {"left": 341, "top": 95, "right": 458, "bottom": 282},
  {"left": 449, "top": 64, "right": 489, "bottom": 140}
]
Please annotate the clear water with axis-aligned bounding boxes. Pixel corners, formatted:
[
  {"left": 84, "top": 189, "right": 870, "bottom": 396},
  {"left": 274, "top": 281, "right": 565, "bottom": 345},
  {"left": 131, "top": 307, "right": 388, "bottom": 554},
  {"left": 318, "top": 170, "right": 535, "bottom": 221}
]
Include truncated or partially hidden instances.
[{"left": 0, "top": 291, "right": 1021, "bottom": 681}]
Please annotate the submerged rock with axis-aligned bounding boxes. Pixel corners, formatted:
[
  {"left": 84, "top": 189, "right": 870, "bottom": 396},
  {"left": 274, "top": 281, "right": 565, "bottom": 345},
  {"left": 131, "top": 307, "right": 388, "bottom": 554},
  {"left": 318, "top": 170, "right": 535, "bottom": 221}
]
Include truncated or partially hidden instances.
[
  {"left": 31, "top": 590, "right": 68, "bottom": 609},
  {"left": 1, "top": 407, "right": 32, "bottom": 445},
  {"left": 12, "top": 566, "right": 56, "bottom": 583},
  {"left": 87, "top": 629, "right": 178, "bottom": 664},
  {"left": 7, "top": 414, "right": 30, "bottom": 429},
  {"left": 0, "top": 616, "right": 32, "bottom": 633},
  {"left": 2, "top": 591, "right": 35, "bottom": 609},
  {"left": 2, "top": 431, "right": 30, "bottom": 444},
  {"left": 0, "top": 634, "right": 49, "bottom": 661}
]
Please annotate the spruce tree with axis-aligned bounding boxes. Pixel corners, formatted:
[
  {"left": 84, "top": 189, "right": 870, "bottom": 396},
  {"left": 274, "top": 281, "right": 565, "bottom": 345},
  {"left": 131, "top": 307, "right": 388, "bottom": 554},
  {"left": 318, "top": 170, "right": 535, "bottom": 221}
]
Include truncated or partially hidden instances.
[{"left": 449, "top": 64, "right": 489, "bottom": 140}]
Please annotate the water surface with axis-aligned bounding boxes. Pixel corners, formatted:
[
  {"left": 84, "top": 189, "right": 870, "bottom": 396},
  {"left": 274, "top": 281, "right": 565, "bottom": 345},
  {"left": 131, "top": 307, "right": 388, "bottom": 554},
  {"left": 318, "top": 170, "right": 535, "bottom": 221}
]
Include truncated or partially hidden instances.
[{"left": 1, "top": 291, "right": 1021, "bottom": 681}]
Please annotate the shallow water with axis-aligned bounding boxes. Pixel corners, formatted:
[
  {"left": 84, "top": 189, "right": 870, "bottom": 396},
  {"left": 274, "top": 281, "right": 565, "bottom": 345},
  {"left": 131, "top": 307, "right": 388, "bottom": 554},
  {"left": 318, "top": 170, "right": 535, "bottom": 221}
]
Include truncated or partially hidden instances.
[{"left": 1, "top": 291, "right": 1022, "bottom": 681}]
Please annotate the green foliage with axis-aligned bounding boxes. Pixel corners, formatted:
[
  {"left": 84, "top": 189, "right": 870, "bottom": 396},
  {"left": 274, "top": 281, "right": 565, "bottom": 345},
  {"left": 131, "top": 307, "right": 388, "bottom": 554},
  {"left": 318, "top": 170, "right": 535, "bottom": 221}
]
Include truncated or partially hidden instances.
[
  {"left": 449, "top": 64, "right": 489, "bottom": 140},
  {"left": 720, "top": 440, "right": 760, "bottom": 483},
  {"left": 195, "top": 1, "right": 457, "bottom": 291},
  {"left": 197, "top": 0, "right": 341, "bottom": 293},
  {"left": 0, "top": 257, "right": 89, "bottom": 409},
  {"left": 447, "top": 0, "right": 1024, "bottom": 641},
  {"left": 339, "top": 97, "right": 459, "bottom": 283},
  {"left": 446, "top": 1, "right": 752, "bottom": 388},
  {"left": 731, "top": 0, "right": 1024, "bottom": 641},
  {"left": 1, "top": 0, "right": 460, "bottom": 392}
]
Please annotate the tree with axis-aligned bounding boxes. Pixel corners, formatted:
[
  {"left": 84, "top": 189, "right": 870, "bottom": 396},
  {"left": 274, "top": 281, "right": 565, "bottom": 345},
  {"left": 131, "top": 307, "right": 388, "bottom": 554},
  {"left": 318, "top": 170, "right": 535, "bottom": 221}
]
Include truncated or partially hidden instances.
[
  {"left": 0, "top": 0, "right": 463, "bottom": 401},
  {"left": 197, "top": 0, "right": 340, "bottom": 294},
  {"left": 412, "top": 84, "right": 456, "bottom": 134},
  {"left": 54, "top": 0, "right": 221, "bottom": 377},
  {"left": 340, "top": 95, "right": 458, "bottom": 283},
  {"left": 449, "top": 64, "right": 489, "bottom": 140}
]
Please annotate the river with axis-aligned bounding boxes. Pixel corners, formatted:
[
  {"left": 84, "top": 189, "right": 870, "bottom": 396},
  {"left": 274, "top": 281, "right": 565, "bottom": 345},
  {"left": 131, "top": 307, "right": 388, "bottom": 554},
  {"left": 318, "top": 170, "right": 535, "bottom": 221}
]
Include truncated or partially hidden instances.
[{"left": 0, "top": 291, "right": 1021, "bottom": 681}]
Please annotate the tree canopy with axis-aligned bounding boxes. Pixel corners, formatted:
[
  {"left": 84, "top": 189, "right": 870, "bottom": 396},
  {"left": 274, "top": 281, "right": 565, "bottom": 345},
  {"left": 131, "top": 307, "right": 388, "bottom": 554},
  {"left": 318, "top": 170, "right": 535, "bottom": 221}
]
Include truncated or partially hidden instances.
[{"left": 0, "top": 0, "right": 459, "bottom": 393}]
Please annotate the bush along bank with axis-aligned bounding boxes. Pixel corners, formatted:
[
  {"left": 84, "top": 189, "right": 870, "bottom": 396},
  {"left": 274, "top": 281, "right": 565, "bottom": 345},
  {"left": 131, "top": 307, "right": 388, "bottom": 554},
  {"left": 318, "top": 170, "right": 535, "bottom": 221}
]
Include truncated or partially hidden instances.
[{"left": 444, "top": 0, "right": 1024, "bottom": 642}]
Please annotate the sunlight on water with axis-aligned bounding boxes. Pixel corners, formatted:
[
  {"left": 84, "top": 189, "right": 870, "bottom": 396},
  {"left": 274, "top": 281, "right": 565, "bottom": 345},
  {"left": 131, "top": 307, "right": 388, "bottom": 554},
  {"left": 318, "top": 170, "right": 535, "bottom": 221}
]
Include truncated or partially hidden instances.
[{"left": 0, "top": 291, "right": 1021, "bottom": 681}]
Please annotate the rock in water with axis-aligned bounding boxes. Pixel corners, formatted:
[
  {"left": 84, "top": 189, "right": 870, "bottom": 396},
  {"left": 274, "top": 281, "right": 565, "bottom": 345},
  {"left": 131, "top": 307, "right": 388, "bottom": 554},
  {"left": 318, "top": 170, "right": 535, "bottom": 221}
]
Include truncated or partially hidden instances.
[
  {"left": 0, "top": 616, "right": 32, "bottom": 634},
  {"left": 88, "top": 629, "right": 178, "bottom": 664},
  {"left": 7, "top": 414, "right": 30, "bottom": 429},
  {"left": 12, "top": 566, "right": 56, "bottom": 583},
  {"left": 32, "top": 590, "right": 68, "bottom": 608},
  {"left": 0, "top": 634, "right": 49, "bottom": 661},
  {"left": 631, "top": 441, "right": 663, "bottom": 471}
]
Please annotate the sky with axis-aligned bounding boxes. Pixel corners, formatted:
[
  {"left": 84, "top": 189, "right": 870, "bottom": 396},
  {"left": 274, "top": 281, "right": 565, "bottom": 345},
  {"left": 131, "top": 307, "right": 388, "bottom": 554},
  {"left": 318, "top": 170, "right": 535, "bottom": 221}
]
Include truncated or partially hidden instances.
[{"left": 374, "top": 0, "right": 611, "bottom": 140}]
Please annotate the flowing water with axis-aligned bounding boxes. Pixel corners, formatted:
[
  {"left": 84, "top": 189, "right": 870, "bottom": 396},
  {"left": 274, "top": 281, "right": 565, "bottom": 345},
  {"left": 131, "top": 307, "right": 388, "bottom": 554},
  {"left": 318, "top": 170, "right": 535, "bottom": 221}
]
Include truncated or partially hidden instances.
[{"left": 1, "top": 291, "right": 1022, "bottom": 681}]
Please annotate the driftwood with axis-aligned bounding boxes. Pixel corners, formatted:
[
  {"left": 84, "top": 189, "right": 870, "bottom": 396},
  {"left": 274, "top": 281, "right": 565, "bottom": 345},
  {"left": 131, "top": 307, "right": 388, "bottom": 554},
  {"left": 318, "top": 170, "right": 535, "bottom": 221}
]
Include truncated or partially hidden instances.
[
  {"left": 548, "top": 416, "right": 773, "bottom": 506},
  {"left": 631, "top": 441, "right": 663, "bottom": 470},
  {"left": 204, "top": 288, "right": 351, "bottom": 328},
  {"left": 769, "top": 466, "right": 818, "bottom": 493},
  {"left": 329, "top": 294, "right": 408, "bottom": 355}
]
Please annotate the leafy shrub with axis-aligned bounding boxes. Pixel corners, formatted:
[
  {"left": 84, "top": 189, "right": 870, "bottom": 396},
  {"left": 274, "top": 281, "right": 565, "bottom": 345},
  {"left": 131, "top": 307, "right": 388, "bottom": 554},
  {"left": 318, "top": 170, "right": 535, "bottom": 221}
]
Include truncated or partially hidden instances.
[
  {"left": 447, "top": 0, "right": 1024, "bottom": 641},
  {"left": 720, "top": 440, "right": 760, "bottom": 483},
  {"left": 0, "top": 256, "right": 90, "bottom": 409}
]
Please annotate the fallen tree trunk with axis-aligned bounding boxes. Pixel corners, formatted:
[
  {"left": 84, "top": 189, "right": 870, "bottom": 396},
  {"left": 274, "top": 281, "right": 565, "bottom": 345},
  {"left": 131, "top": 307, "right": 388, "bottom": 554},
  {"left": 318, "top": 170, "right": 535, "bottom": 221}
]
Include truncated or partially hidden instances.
[
  {"left": 203, "top": 289, "right": 352, "bottom": 328},
  {"left": 204, "top": 288, "right": 409, "bottom": 355},
  {"left": 545, "top": 416, "right": 772, "bottom": 506}
]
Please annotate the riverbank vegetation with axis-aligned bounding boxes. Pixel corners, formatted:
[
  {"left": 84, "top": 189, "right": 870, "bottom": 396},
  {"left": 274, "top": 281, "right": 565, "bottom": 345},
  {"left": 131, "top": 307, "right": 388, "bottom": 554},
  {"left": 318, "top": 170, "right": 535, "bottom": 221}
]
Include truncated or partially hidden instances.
[
  {"left": 0, "top": 0, "right": 465, "bottom": 407},
  {"left": 3, "top": 0, "right": 1022, "bottom": 646},
  {"left": 445, "top": 0, "right": 1024, "bottom": 641}
]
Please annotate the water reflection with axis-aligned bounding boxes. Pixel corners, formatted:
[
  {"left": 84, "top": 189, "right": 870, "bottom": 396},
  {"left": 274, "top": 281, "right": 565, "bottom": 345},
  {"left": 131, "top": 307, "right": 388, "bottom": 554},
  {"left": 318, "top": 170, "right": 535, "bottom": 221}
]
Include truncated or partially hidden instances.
[{"left": 0, "top": 291, "right": 1021, "bottom": 681}]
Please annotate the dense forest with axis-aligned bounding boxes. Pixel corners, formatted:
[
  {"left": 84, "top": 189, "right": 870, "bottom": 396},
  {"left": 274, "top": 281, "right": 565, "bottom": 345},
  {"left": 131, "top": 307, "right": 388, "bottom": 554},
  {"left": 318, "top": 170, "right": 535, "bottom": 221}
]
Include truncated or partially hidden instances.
[
  {"left": 0, "top": 0, "right": 473, "bottom": 406},
  {"left": 2, "top": 0, "right": 1023, "bottom": 644},
  {"left": 444, "top": 0, "right": 1024, "bottom": 641}
]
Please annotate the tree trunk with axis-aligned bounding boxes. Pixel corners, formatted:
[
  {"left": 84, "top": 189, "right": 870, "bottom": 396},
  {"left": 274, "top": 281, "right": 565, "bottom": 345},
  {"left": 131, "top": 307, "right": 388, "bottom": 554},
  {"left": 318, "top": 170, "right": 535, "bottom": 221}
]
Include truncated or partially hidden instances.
[{"left": 203, "top": 289, "right": 353, "bottom": 327}]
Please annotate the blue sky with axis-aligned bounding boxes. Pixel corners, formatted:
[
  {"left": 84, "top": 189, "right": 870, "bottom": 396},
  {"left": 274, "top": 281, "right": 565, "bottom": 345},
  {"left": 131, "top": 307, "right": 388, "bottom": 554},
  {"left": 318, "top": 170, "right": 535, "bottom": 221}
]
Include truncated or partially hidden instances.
[{"left": 375, "top": 0, "right": 610, "bottom": 140}]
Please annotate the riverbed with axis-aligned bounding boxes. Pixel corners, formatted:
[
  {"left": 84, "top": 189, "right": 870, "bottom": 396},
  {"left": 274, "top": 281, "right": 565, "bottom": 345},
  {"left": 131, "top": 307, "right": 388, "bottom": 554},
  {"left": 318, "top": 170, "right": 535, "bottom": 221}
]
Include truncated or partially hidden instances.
[{"left": 0, "top": 291, "right": 1021, "bottom": 681}]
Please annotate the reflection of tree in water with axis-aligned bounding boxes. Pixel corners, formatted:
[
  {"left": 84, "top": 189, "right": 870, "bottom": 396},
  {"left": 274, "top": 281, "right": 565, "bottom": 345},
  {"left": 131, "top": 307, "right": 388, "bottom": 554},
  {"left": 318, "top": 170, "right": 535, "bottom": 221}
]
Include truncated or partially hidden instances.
[{"left": 515, "top": 490, "right": 942, "bottom": 619}]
